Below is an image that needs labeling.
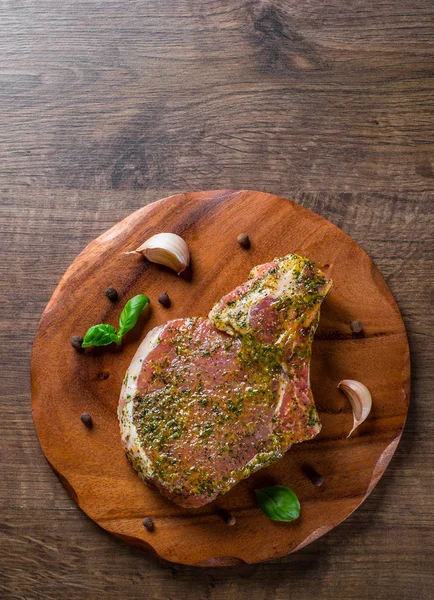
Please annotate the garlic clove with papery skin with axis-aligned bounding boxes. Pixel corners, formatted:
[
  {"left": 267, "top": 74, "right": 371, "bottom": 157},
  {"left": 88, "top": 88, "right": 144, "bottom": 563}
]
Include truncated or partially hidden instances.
[
  {"left": 124, "top": 233, "right": 190, "bottom": 275},
  {"left": 338, "top": 379, "right": 372, "bottom": 438}
]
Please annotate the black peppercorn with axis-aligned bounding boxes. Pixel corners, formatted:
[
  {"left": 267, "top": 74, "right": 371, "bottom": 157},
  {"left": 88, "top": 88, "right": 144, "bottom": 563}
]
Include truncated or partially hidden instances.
[
  {"left": 142, "top": 517, "right": 154, "bottom": 531},
  {"left": 216, "top": 508, "right": 236, "bottom": 526},
  {"left": 302, "top": 464, "right": 324, "bottom": 487},
  {"left": 80, "top": 413, "right": 93, "bottom": 428},
  {"left": 350, "top": 320, "right": 363, "bottom": 334},
  {"left": 158, "top": 292, "right": 171, "bottom": 308},
  {"left": 310, "top": 472, "right": 324, "bottom": 487},
  {"left": 224, "top": 512, "right": 236, "bottom": 526},
  {"left": 105, "top": 286, "right": 119, "bottom": 302},
  {"left": 71, "top": 335, "right": 84, "bottom": 351},
  {"left": 237, "top": 233, "right": 250, "bottom": 249}
]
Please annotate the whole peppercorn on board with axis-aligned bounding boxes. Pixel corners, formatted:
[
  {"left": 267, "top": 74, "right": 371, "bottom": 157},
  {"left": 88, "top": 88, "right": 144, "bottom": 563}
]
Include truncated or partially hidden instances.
[{"left": 31, "top": 190, "right": 410, "bottom": 566}]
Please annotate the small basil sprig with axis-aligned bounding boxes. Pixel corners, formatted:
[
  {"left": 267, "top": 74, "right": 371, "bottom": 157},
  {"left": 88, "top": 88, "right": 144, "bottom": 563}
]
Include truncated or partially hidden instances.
[
  {"left": 82, "top": 294, "right": 150, "bottom": 348},
  {"left": 255, "top": 485, "right": 300, "bottom": 522},
  {"left": 82, "top": 324, "right": 117, "bottom": 347}
]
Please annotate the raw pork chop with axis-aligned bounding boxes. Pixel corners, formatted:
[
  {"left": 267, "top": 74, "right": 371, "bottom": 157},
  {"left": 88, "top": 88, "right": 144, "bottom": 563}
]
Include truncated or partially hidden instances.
[{"left": 119, "top": 254, "right": 331, "bottom": 507}]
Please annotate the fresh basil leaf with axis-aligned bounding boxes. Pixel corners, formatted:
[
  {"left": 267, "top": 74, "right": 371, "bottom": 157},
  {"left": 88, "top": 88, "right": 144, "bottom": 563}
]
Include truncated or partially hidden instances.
[
  {"left": 110, "top": 332, "right": 123, "bottom": 345},
  {"left": 118, "top": 294, "right": 150, "bottom": 336},
  {"left": 82, "top": 324, "right": 117, "bottom": 348},
  {"left": 255, "top": 486, "right": 300, "bottom": 522},
  {"left": 80, "top": 294, "right": 150, "bottom": 349}
]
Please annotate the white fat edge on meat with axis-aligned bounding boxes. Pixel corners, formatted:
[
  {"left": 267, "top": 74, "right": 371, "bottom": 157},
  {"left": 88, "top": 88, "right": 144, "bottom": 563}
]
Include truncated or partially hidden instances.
[
  {"left": 118, "top": 324, "right": 164, "bottom": 473},
  {"left": 274, "top": 370, "right": 290, "bottom": 417},
  {"left": 210, "top": 260, "right": 297, "bottom": 336}
]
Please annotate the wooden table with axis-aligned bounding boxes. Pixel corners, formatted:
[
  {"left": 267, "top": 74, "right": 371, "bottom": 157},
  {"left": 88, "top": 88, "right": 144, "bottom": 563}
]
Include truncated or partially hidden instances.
[{"left": 1, "top": 2, "right": 433, "bottom": 598}]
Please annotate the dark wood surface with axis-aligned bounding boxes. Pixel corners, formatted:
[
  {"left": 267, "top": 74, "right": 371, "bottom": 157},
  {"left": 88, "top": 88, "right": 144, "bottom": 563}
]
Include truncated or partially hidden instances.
[
  {"left": 0, "top": 0, "right": 433, "bottom": 597},
  {"left": 31, "top": 190, "right": 410, "bottom": 566}
]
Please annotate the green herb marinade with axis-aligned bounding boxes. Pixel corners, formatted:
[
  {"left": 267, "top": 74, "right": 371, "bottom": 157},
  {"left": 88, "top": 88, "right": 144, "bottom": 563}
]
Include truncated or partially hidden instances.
[{"left": 128, "top": 255, "right": 330, "bottom": 500}]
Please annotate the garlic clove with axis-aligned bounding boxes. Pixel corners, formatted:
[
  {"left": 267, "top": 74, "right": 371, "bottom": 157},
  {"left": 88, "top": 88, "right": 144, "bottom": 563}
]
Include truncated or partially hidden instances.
[
  {"left": 338, "top": 379, "right": 372, "bottom": 438},
  {"left": 124, "top": 233, "right": 190, "bottom": 275}
]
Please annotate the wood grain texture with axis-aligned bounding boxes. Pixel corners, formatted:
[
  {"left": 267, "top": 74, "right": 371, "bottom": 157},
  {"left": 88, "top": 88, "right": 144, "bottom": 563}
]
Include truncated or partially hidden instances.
[
  {"left": 30, "top": 190, "right": 410, "bottom": 565},
  {"left": 1, "top": 0, "right": 433, "bottom": 596},
  {"left": 0, "top": 1, "right": 433, "bottom": 193}
]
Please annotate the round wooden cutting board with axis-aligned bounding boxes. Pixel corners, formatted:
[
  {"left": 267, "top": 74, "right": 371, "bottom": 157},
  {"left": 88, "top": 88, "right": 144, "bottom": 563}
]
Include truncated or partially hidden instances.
[{"left": 31, "top": 190, "right": 410, "bottom": 566}]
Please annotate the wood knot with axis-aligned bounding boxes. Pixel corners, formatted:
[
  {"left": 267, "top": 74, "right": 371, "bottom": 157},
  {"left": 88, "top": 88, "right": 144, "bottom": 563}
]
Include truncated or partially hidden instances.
[
  {"left": 253, "top": 6, "right": 284, "bottom": 39},
  {"left": 249, "top": 3, "right": 324, "bottom": 73}
]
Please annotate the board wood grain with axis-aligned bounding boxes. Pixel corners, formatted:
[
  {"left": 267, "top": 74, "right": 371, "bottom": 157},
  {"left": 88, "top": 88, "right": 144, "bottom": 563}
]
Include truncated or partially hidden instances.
[{"left": 31, "top": 190, "right": 410, "bottom": 566}]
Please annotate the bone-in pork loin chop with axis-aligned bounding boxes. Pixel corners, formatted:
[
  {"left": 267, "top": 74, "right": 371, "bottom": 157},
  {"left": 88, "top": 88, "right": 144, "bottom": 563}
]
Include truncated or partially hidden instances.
[{"left": 119, "top": 254, "right": 331, "bottom": 507}]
